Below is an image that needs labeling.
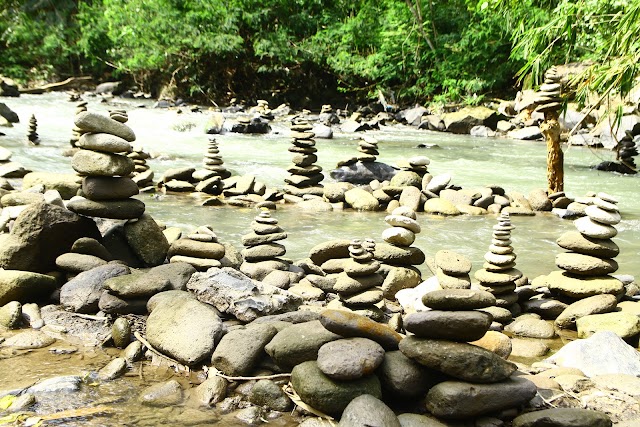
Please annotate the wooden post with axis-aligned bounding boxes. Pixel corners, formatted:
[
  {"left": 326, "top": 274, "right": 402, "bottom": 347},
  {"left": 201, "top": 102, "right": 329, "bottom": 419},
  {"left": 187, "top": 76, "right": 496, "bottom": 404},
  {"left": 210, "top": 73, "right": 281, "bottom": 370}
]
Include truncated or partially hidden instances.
[{"left": 540, "top": 110, "right": 563, "bottom": 193}]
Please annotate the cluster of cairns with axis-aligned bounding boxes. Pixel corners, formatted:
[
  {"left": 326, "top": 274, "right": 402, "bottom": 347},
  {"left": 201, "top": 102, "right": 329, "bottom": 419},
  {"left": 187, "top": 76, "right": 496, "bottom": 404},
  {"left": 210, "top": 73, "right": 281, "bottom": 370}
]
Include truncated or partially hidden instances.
[
  {"left": 284, "top": 119, "right": 323, "bottom": 196},
  {"left": 67, "top": 110, "right": 146, "bottom": 221},
  {"left": 330, "top": 239, "right": 384, "bottom": 320},
  {"left": 474, "top": 212, "right": 526, "bottom": 316},
  {"left": 239, "top": 210, "right": 289, "bottom": 280},
  {"left": 70, "top": 100, "right": 88, "bottom": 147},
  {"left": 26, "top": 114, "right": 39, "bottom": 145},
  {"left": 167, "top": 226, "right": 227, "bottom": 271}
]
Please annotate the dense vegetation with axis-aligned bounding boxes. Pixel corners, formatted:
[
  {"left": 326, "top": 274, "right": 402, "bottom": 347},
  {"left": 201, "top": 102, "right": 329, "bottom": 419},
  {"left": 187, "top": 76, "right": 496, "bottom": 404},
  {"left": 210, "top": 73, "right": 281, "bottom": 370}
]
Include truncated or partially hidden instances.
[{"left": 0, "top": 0, "right": 638, "bottom": 108}]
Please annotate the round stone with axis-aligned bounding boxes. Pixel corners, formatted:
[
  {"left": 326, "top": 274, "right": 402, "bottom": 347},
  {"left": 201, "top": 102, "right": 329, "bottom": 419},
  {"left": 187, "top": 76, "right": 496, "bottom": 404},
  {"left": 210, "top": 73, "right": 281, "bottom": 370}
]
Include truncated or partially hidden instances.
[
  {"left": 82, "top": 176, "right": 139, "bottom": 200},
  {"left": 489, "top": 244, "right": 514, "bottom": 255},
  {"left": 77, "top": 133, "right": 133, "bottom": 153},
  {"left": 585, "top": 205, "right": 621, "bottom": 225},
  {"left": 484, "top": 252, "right": 516, "bottom": 266},
  {"left": 574, "top": 217, "right": 617, "bottom": 239},
  {"left": 343, "top": 259, "right": 380, "bottom": 277},
  {"left": 384, "top": 215, "right": 421, "bottom": 233},
  {"left": 317, "top": 338, "right": 385, "bottom": 380},
  {"left": 422, "top": 289, "right": 496, "bottom": 310},
  {"left": 593, "top": 197, "right": 618, "bottom": 212},
  {"left": 381, "top": 227, "right": 415, "bottom": 246},
  {"left": 474, "top": 268, "right": 523, "bottom": 285},
  {"left": 597, "top": 192, "right": 619, "bottom": 204}
]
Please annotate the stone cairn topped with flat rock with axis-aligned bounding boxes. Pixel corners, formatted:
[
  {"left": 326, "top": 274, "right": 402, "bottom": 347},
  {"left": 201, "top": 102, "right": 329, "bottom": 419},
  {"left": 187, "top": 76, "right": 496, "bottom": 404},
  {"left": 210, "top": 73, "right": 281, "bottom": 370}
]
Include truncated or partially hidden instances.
[
  {"left": 70, "top": 101, "right": 88, "bottom": 147},
  {"left": 432, "top": 250, "right": 472, "bottom": 290},
  {"left": 534, "top": 66, "right": 563, "bottom": 114},
  {"left": 240, "top": 210, "right": 289, "bottom": 280},
  {"left": 27, "top": 114, "right": 39, "bottom": 145},
  {"left": 474, "top": 212, "right": 524, "bottom": 314},
  {"left": 398, "top": 286, "right": 536, "bottom": 420},
  {"left": 547, "top": 193, "right": 624, "bottom": 307},
  {"left": 284, "top": 119, "right": 324, "bottom": 196},
  {"left": 67, "top": 110, "right": 145, "bottom": 221},
  {"left": 337, "top": 136, "right": 379, "bottom": 167},
  {"left": 167, "top": 226, "right": 226, "bottom": 271},
  {"left": 378, "top": 207, "right": 423, "bottom": 298},
  {"left": 329, "top": 239, "right": 385, "bottom": 321}
]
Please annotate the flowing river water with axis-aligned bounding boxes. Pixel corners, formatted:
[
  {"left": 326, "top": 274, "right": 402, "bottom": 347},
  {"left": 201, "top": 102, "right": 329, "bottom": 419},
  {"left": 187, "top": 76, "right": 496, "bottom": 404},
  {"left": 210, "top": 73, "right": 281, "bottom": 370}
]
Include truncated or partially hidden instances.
[{"left": 1, "top": 93, "right": 639, "bottom": 425}]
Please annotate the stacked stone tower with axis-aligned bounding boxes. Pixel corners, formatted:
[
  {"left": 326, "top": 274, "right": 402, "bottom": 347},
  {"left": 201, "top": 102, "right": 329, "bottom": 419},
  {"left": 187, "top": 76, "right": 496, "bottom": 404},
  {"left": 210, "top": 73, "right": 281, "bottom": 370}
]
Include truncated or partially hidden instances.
[
  {"left": 167, "top": 226, "right": 226, "bottom": 271},
  {"left": 433, "top": 250, "right": 472, "bottom": 290},
  {"left": 617, "top": 131, "right": 638, "bottom": 174},
  {"left": 240, "top": 211, "right": 289, "bottom": 280},
  {"left": 203, "top": 137, "right": 231, "bottom": 179},
  {"left": 548, "top": 193, "right": 623, "bottom": 302},
  {"left": 473, "top": 212, "right": 523, "bottom": 310},
  {"left": 534, "top": 67, "right": 563, "bottom": 114},
  {"left": 70, "top": 101, "right": 88, "bottom": 147},
  {"left": 397, "top": 156, "right": 430, "bottom": 177},
  {"left": 68, "top": 111, "right": 145, "bottom": 221},
  {"left": 356, "top": 136, "right": 379, "bottom": 163},
  {"left": 284, "top": 119, "right": 324, "bottom": 196},
  {"left": 27, "top": 114, "right": 39, "bottom": 145},
  {"left": 128, "top": 147, "right": 154, "bottom": 188}
]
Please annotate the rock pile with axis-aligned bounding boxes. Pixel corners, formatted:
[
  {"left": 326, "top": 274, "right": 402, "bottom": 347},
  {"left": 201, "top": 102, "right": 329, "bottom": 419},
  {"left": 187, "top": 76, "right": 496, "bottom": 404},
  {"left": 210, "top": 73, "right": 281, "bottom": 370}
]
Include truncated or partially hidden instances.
[
  {"left": 616, "top": 131, "right": 638, "bottom": 174},
  {"left": 378, "top": 207, "right": 423, "bottom": 298},
  {"left": 534, "top": 66, "right": 562, "bottom": 114},
  {"left": 396, "top": 155, "right": 430, "bottom": 177},
  {"left": 401, "top": 287, "right": 537, "bottom": 420},
  {"left": 284, "top": 119, "right": 324, "bottom": 196},
  {"left": 337, "top": 136, "right": 379, "bottom": 167},
  {"left": 68, "top": 110, "right": 145, "bottom": 221},
  {"left": 167, "top": 226, "right": 227, "bottom": 271},
  {"left": 474, "top": 212, "right": 524, "bottom": 314},
  {"left": 70, "top": 101, "right": 87, "bottom": 147},
  {"left": 202, "top": 137, "right": 231, "bottom": 180},
  {"left": 27, "top": 114, "right": 39, "bottom": 145},
  {"left": 547, "top": 193, "right": 624, "bottom": 305},
  {"left": 240, "top": 211, "right": 289, "bottom": 280},
  {"left": 329, "top": 239, "right": 384, "bottom": 320}
]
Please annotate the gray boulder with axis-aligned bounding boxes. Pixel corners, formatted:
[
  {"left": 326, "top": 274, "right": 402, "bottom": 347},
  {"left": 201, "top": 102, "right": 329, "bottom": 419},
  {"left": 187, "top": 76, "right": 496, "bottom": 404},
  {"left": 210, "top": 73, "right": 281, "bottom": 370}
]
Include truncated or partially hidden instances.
[
  {"left": 59, "top": 263, "right": 130, "bottom": 313},
  {"left": 123, "top": 214, "right": 169, "bottom": 267},
  {"left": 330, "top": 162, "right": 397, "bottom": 185},
  {"left": 211, "top": 323, "right": 279, "bottom": 376}
]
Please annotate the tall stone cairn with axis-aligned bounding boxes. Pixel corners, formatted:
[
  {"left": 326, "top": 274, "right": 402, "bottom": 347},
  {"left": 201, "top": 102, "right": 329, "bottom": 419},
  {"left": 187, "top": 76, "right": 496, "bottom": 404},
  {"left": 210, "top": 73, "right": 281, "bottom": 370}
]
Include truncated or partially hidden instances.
[
  {"left": 68, "top": 110, "right": 145, "bottom": 221},
  {"left": 203, "top": 137, "right": 231, "bottom": 179},
  {"left": 534, "top": 67, "right": 563, "bottom": 114},
  {"left": 617, "top": 131, "right": 638, "bottom": 173},
  {"left": 378, "top": 206, "right": 423, "bottom": 298},
  {"left": 167, "top": 226, "right": 226, "bottom": 271},
  {"left": 70, "top": 101, "right": 88, "bottom": 147},
  {"left": 548, "top": 192, "right": 624, "bottom": 302},
  {"left": 284, "top": 119, "right": 324, "bottom": 196},
  {"left": 240, "top": 211, "right": 289, "bottom": 280},
  {"left": 474, "top": 212, "right": 523, "bottom": 311},
  {"left": 27, "top": 114, "right": 40, "bottom": 145},
  {"left": 332, "top": 239, "right": 385, "bottom": 320}
]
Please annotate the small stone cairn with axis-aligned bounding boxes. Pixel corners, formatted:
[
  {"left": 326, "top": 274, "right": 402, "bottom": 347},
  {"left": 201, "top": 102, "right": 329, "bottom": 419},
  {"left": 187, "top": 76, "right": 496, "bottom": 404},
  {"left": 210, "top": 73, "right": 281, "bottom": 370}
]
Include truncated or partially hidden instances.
[
  {"left": 330, "top": 239, "right": 384, "bottom": 320},
  {"left": 617, "top": 131, "right": 638, "bottom": 174},
  {"left": 547, "top": 193, "right": 623, "bottom": 303},
  {"left": 432, "top": 250, "right": 472, "bottom": 290},
  {"left": 534, "top": 66, "right": 562, "bottom": 114},
  {"left": 337, "top": 136, "right": 379, "bottom": 167},
  {"left": 27, "top": 114, "right": 39, "bottom": 145},
  {"left": 167, "top": 226, "right": 226, "bottom": 271},
  {"left": 68, "top": 110, "right": 145, "bottom": 221},
  {"left": 203, "top": 137, "right": 231, "bottom": 179},
  {"left": 396, "top": 156, "right": 430, "bottom": 177},
  {"left": 284, "top": 119, "right": 324, "bottom": 196},
  {"left": 128, "top": 146, "right": 154, "bottom": 188},
  {"left": 239, "top": 210, "right": 289, "bottom": 280},
  {"left": 70, "top": 101, "right": 88, "bottom": 147},
  {"left": 474, "top": 212, "right": 524, "bottom": 311},
  {"left": 378, "top": 207, "right": 423, "bottom": 298}
]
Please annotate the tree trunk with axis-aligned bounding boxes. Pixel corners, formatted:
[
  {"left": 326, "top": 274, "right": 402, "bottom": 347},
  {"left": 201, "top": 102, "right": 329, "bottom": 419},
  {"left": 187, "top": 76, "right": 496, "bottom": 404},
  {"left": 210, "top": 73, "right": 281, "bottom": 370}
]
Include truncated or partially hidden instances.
[{"left": 540, "top": 111, "right": 563, "bottom": 193}]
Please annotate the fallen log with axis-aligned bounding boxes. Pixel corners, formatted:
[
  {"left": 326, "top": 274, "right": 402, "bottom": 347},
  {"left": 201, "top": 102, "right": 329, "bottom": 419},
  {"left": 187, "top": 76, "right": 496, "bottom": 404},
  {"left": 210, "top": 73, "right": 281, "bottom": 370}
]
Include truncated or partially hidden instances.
[{"left": 19, "top": 76, "right": 94, "bottom": 94}]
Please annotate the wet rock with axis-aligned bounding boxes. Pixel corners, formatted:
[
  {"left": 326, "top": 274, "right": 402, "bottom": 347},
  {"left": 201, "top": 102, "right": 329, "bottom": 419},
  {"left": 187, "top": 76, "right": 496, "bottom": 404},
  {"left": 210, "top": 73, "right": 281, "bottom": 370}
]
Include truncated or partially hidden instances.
[
  {"left": 248, "top": 379, "right": 292, "bottom": 412},
  {"left": 265, "top": 320, "right": 341, "bottom": 370},
  {"left": 26, "top": 376, "right": 82, "bottom": 393},
  {"left": 3, "top": 330, "right": 55, "bottom": 349},
  {"left": 290, "top": 361, "right": 381, "bottom": 417},
  {"left": 376, "top": 350, "right": 445, "bottom": 399},
  {"left": 146, "top": 290, "right": 223, "bottom": 365},
  {"left": 112, "top": 317, "right": 131, "bottom": 348},
  {"left": 139, "top": 380, "right": 183, "bottom": 407},
  {"left": 211, "top": 323, "right": 278, "bottom": 376},
  {"left": 0, "top": 301, "right": 21, "bottom": 328},
  {"left": 330, "top": 161, "right": 397, "bottom": 185},
  {"left": 507, "top": 126, "right": 542, "bottom": 140},
  {"left": 425, "top": 376, "right": 537, "bottom": 419},
  {"left": 59, "top": 263, "right": 130, "bottom": 313},
  {"left": 399, "top": 336, "right": 516, "bottom": 383},
  {"left": 98, "top": 357, "right": 127, "bottom": 380},
  {"left": 194, "top": 376, "right": 227, "bottom": 406},
  {"left": 512, "top": 408, "right": 612, "bottom": 427},
  {"left": 0, "top": 270, "right": 57, "bottom": 306},
  {"left": 319, "top": 309, "right": 403, "bottom": 350},
  {"left": 338, "top": 394, "right": 401, "bottom": 427}
]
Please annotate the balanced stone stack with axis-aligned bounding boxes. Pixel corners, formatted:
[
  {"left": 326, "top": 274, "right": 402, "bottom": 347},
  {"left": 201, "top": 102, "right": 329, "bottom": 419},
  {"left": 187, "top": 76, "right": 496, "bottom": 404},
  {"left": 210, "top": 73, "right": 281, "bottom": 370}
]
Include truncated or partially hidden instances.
[
  {"left": 68, "top": 111, "right": 145, "bottom": 221},
  {"left": 128, "top": 146, "right": 154, "bottom": 188},
  {"left": 284, "top": 119, "right": 324, "bottom": 196},
  {"left": 27, "top": 114, "right": 39, "bottom": 145},
  {"left": 203, "top": 137, "right": 231, "bottom": 179},
  {"left": 534, "top": 66, "right": 562, "bottom": 114},
  {"left": 473, "top": 212, "right": 523, "bottom": 312},
  {"left": 167, "top": 226, "right": 226, "bottom": 271},
  {"left": 548, "top": 193, "right": 624, "bottom": 303},
  {"left": 70, "top": 101, "right": 88, "bottom": 147},
  {"left": 330, "top": 239, "right": 385, "bottom": 320},
  {"left": 356, "top": 136, "right": 379, "bottom": 163},
  {"left": 376, "top": 207, "right": 425, "bottom": 298},
  {"left": 399, "top": 288, "right": 537, "bottom": 420},
  {"left": 396, "top": 156, "right": 430, "bottom": 177},
  {"left": 239, "top": 211, "right": 289, "bottom": 280},
  {"left": 617, "top": 131, "right": 638, "bottom": 174},
  {"left": 433, "top": 250, "right": 472, "bottom": 290}
]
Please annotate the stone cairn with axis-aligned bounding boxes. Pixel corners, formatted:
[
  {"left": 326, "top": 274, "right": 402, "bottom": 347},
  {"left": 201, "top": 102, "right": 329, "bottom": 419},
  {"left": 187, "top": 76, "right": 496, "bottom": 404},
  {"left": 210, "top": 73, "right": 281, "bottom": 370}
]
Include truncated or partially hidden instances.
[
  {"left": 330, "top": 239, "right": 384, "bottom": 320},
  {"left": 203, "top": 137, "right": 231, "bottom": 179},
  {"left": 432, "top": 250, "right": 472, "bottom": 290},
  {"left": 129, "top": 146, "right": 154, "bottom": 188},
  {"left": 534, "top": 66, "right": 562, "bottom": 114},
  {"left": 378, "top": 207, "right": 424, "bottom": 298},
  {"left": 617, "top": 131, "right": 638, "bottom": 174},
  {"left": 239, "top": 210, "right": 289, "bottom": 280},
  {"left": 396, "top": 156, "right": 430, "bottom": 178},
  {"left": 68, "top": 110, "right": 145, "bottom": 221},
  {"left": 27, "top": 114, "right": 39, "bottom": 145},
  {"left": 547, "top": 193, "right": 623, "bottom": 311},
  {"left": 167, "top": 226, "right": 226, "bottom": 271},
  {"left": 473, "top": 212, "right": 524, "bottom": 314},
  {"left": 284, "top": 119, "right": 324, "bottom": 196},
  {"left": 337, "top": 136, "right": 379, "bottom": 167},
  {"left": 70, "top": 101, "right": 88, "bottom": 147},
  {"left": 399, "top": 286, "right": 535, "bottom": 420}
]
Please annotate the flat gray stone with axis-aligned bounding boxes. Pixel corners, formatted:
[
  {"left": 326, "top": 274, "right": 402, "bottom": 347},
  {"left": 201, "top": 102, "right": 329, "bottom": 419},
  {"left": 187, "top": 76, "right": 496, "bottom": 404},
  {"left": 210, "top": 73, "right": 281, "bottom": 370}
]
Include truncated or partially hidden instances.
[
  {"left": 574, "top": 217, "right": 618, "bottom": 239},
  {"left": 556, "top": 252, "right": 618, "bottom": 276},
  {"left": 556, "top": 231, "right": 619, "bottom": 258},
  {"left": 555, "top": 294, "right": 618, "bottom": 329},
  {"left": 67, "top": 197, "right": 145, "bottom": 220}
]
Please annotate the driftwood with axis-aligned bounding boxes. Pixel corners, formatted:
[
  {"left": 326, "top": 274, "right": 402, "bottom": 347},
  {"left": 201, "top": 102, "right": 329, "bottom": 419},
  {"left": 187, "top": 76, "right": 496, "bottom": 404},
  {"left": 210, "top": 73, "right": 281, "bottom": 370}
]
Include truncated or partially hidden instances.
[
  {"left": 19, "top": 76, "right": 93, "bottom": 94},
  {"left": 541, "top": 110, "right": 564, "bottom": 193}
]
